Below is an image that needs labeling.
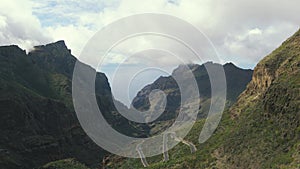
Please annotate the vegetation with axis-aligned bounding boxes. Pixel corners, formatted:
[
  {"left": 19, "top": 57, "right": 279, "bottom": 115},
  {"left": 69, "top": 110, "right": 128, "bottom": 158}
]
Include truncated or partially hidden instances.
[
  {"left": 0, "top": 28, "right": 299, "bottom": 169},
  {"left": 41, "top": 159, "right": 89, "bottom": 169},
  {"left": 106, "top": 29, "right": 300, "bottom": 168},
  {"left": 0, "top": 42, "right": 104, "bottom": 169}
]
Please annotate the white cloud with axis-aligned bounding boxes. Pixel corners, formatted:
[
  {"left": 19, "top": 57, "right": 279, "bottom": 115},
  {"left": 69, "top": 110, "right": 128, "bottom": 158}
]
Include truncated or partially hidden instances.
[
  {"left": 0, "top": 0, "right": 52, "bottom": 51},
  {"left": 1, "top": 0, "right": 299, "bottom": 104},
  {"left": 221, "top": 24, "right": 297, "bottom": 67},
  {"left": 2, "top": 0, "right": 296, "bottom": 67},
  {"left": 248, "top": 28, "right": 262, "bottom": 36},
  {"left": 45, "top": 25, "right": 95, "bottom": 57}
]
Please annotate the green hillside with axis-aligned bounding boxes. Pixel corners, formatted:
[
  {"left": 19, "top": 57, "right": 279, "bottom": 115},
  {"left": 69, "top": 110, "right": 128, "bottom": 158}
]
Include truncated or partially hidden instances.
[
  {"left": 0, "top": 29, "right": 298, "bottom": 169},
  {"left": 106, "top": 29, "right": 300, "bottom": 169}
]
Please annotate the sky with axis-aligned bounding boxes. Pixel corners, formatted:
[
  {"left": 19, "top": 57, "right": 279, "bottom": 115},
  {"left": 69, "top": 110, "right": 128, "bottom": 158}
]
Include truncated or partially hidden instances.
[{"left": 0, "top": 0, "right": 299, "bottom": 106}]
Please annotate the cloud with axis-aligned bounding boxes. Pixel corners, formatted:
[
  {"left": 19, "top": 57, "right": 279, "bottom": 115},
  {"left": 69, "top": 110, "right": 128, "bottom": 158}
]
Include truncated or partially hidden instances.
[
  {"left": 1, "top": 0, "right": 299, "bottom": 63},
  {"left": 221, "top": 24, "right": 297, "bottom": 67},
  {"left": 43, "top": 1, "right": 300, "bottom": 66},
  {"left": 0, "top": 0, "right": 52, "bottom": 51},
  {"left": 1, "top": 0, "right": 299, "bottom": 105},
  {"left": 45, "top": 24, "right": 95, "bottom": 57}
]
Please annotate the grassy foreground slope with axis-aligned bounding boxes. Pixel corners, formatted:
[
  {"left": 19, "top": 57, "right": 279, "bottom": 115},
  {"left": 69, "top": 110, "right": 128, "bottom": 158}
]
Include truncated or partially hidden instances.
[{"left": 106, "top": 29, "right": 300, "bottom": 169}]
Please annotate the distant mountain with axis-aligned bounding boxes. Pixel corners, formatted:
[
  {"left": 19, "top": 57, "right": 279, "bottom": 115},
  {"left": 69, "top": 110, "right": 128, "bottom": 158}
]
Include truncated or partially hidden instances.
[
  {"left": 0, "top": 41, "right": 147, "bottom": 169},
  {"left": 106, "top": 29, "right": 300, "bottom": 169},
  {"left": 131, "top": 62, "right": 253, "bottom": 134}
]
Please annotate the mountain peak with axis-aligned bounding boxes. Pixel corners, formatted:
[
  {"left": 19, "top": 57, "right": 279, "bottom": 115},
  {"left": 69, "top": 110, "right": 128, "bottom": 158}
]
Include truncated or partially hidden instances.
[
  {"left": 46, "top": 40, "right": 67, "bottom": 48},
  {"left": 224, "top": 62, "right": 236, "bottom": 67},
  {"left": 0, "top": 45, "right": 26, "bottom": 57},
  {"left": 32, "top": 40, "right": 71, "bottom": 54},
  {"left": 28, "top": 41, "right": 76, "bottom": 77},
  {"left": 224, "top": 62, "right": 239, "bottom": 70}
]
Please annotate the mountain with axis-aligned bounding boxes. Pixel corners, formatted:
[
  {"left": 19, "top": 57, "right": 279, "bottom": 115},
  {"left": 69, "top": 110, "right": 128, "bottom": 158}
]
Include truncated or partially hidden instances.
[
  {"left": 0, "top": 41, "right": 253, "bottom": 168},
  {"left": 0, "top": 41, "right": 146, "bottom": 169},
  {"left": 131, "top": 62, "right": 253, "bottom": 134},
  {"left": 106, "top": 29, "right": 300, "bottom": 168},
  {"left": 2, "top": 28, "right": 299, "bottom": 169}
]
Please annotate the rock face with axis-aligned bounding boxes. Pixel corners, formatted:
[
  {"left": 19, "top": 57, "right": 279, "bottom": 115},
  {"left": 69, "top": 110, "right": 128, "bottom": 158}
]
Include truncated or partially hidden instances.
[
  {"left": 0, "top": 41, "right": 146, "bottom": 169},
  {"left": 213, "top": 29, "right": 300, "bottom": 169},
  {"left": 131, "top": 62, "right": 253, "bottom": 133},
  {"left": 231, "top": 29, "right": 300, "bottom": 119}
]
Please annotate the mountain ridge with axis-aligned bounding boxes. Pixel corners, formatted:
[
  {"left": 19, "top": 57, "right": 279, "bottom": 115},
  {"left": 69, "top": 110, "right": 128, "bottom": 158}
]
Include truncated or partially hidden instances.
[
  {"left": 0, "top": 40, "right": 147, "bottom": 169},
  {"left": 106, "top": 29, "right": 300, "bottom": 169},
  {"left": 1, "top": 27, "right": 299, "bottom": 169},
  {"left": 131, "top": 61, "right": 253, "bottom": 131}
]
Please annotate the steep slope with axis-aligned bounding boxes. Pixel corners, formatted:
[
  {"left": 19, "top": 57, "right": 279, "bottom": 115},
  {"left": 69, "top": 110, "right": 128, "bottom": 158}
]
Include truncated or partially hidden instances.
[
  {"left": 131, "top": 62, "right": 252, "bottom": 134},
  {"left": 217, "top": 28, "right": 300, "bottom": 168},
  {"left": 107, "top": 29, "right": 300, "bottom": 169},
  {"left": 0, "top": 43, "right": 104, "bottom": 169},
  {"left": 0, "top": 41, "right": 146, "bottom": 169},
  {"left": 132, "top": 62, "right": 252, "bottom": 117}
]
